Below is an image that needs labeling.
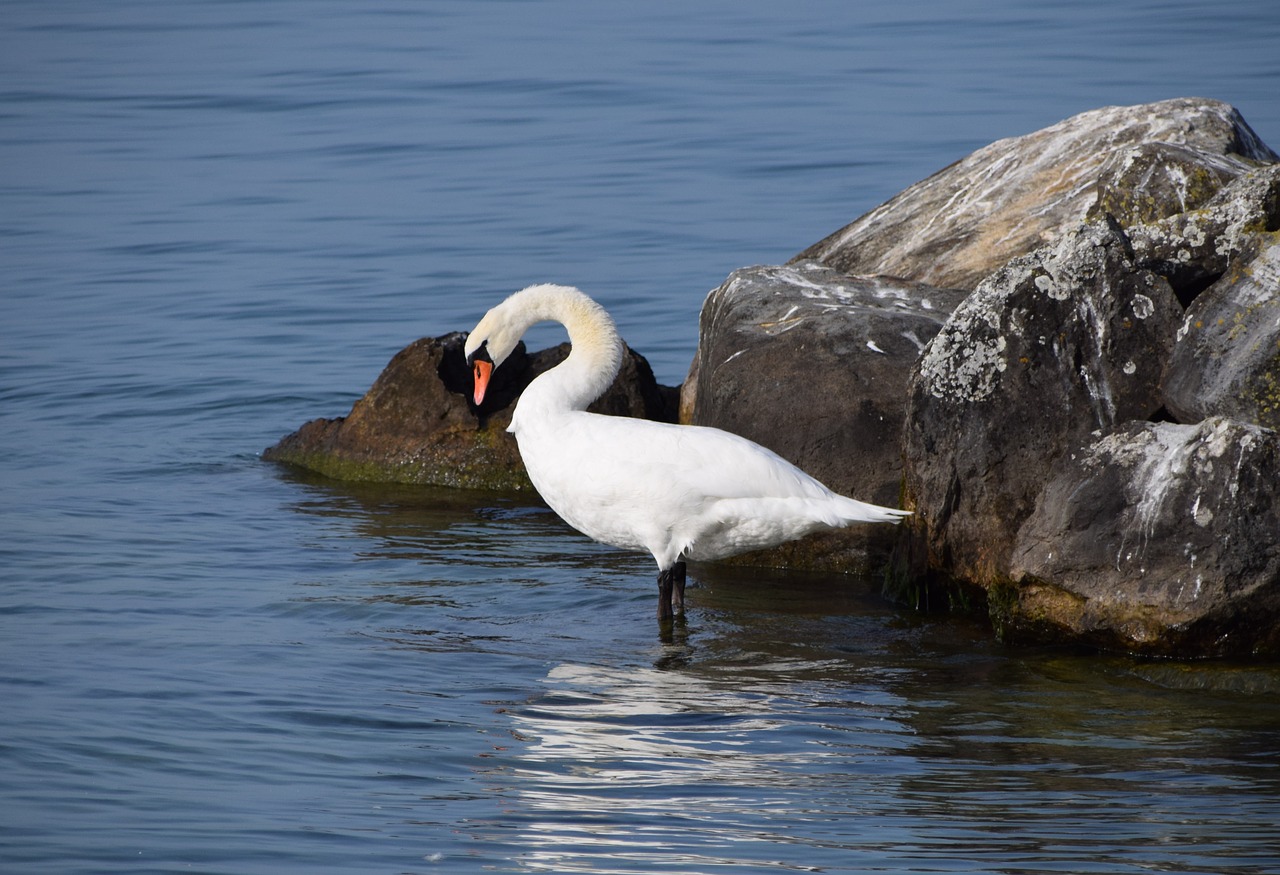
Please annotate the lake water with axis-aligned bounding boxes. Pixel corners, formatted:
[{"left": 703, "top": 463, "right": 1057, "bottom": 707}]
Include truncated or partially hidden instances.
[{"left": 4, "top": 1, "right": 1280, "bottom": 872}]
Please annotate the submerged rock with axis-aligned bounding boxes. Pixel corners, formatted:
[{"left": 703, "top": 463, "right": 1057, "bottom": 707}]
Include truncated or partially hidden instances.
[
  {"left": 901, "top": 218, "right": 1182, "bottom": 586},
  {"left": 264, "top": 333, "right": 677, "bottom": 490},
  {"left": 682, "top": 262, "right": 967, "bottom": 571},
  {"left": 793, "top": 98, "right": 1277, "bottom": 290},
  {"left": 1008, "top": 418, "right": 1280, "bottom": 657}
]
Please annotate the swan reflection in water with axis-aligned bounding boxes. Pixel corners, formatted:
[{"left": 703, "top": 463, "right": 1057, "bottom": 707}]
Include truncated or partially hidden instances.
[{"left": 487, "top": 659, "right": 914, "bottom": 872}]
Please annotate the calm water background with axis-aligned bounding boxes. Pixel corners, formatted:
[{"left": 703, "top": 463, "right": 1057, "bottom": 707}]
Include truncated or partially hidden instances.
[{"left": 4, "top": 1, "right": 1280, "bottom": 872}]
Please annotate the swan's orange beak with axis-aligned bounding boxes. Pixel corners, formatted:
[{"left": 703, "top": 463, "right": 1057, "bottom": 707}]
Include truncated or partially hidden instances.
[{"left": 472, "top": 359, "right": 494, "bottom": 406}]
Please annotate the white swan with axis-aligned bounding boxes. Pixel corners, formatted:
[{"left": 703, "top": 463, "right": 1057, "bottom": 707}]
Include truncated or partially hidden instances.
[{"left": 464, "top": 284, "right": 910, "bottom": 619}]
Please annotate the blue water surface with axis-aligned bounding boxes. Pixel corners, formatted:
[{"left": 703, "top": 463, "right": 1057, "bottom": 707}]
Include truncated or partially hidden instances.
[{"left": 4, "top": 2, "right": 1280, "bottom": 873}]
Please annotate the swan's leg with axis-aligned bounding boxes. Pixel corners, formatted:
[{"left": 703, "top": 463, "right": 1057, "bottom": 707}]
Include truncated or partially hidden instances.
[
  {"left": 657, "top": 566, "right": 675, "bottom": 620},
  {"left": 656, "top": 561, "right": 688, "bottom": 620}
]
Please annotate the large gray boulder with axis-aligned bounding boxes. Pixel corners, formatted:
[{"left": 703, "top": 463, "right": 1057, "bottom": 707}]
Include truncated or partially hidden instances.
[
  {"left": 793, "top": 98, "right": 1277, "bottom": 290},
  {"left": 901, "top": 218, "right": 1183, "bottom": 586},
  {"left": 264, "top": 333, "right": 677, "bottom": 489},
  {"left": 1008, "top": 418, "right": 1280, "bottom": 657},
  {"left": 683, "top": 262, "right": 967, "bottom": 571},
  {"left": 887, "top": 107, "right": 1280, "bottom": 656}
]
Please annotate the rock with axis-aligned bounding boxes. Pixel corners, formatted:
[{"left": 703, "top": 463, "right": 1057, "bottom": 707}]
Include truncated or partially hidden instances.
[
  {"left": 1127, "top": 164, "right": 1280, "bottom": 303},
  {"left": 264, "top": 332, "right": 678, "bottom": 489},
  {"left": 875, "top": 101, "right": 1280, "bottom": 655},
  {"left": 1086, "top": 141, "right": 1263, "bottom": 228},
  {"left": 901, "top": 218, "right": 1182, "bottom": 586},
  {"left": 1007, "top": 418, "right": 1280, "bottom": 657},
  {"left": 682, "top": 262, "right": 968, "bottom": 571},
  {"left": 792, "top": 98, "right": 1277, "bottom": 290},
  {"left": 1162, "top": 232, "right": 1280, "bottom": 430}
]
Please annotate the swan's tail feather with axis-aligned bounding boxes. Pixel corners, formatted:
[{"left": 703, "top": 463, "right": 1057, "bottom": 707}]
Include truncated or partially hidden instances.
[{"left": 833, "top": 497, "right": 912, "bottom": 525}]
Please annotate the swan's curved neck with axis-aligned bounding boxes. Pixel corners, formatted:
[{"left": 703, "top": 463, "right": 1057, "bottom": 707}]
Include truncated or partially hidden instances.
[{"left": 509, "top": 285, "right": 624, "bottom": 419}]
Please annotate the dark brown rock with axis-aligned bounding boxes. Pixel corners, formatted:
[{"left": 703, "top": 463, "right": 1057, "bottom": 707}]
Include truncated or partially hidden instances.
[
  {"left": 901, "top": 218, "right": 1182, "bottom": 586},
  {"left": 683, "top": 262, "right": 968, "bottom": 572},
  {"left": 1007, "top": 418, "right": 1280, "bottom": 657},
  {"left": 264, "top": 332, "right": 678, "bottom": 489},
  {"left": 793, "top": 98, "right": 1277, "bottom": 291}
]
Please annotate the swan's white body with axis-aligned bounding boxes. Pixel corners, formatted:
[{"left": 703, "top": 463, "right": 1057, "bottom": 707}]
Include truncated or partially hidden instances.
[{"left": 464, "top": 284, "right": 910, "bottom": 615}]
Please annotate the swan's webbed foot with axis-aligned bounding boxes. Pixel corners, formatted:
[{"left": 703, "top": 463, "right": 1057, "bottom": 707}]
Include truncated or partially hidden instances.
[{"left": 657, "top": 561, "right": 687, "bottom": 621}]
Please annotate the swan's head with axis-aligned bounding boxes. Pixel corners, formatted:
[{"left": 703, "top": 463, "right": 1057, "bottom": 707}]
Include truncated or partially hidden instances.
[
  {"left": 465, "top": 284, "right": 613, "bottom": 406},
  {"left": 463, "top": 303, "right": 520, "bottom": 407},
  {"left": 466, "top": 285, "right": 561, "bottom": 405}
]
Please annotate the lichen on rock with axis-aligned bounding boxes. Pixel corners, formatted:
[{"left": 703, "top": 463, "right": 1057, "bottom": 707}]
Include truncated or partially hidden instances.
[{"left": 902, "top": 216, "right": 1182, "bottom": 586}]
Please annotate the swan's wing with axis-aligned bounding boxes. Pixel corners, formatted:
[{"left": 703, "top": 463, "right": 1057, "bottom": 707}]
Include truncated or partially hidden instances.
[
  {"left": 516, "top": 411, "right": 906, "bottom": 565},
  {"left": 559, "top": 413, "right": 838, "bottom": 502}
]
